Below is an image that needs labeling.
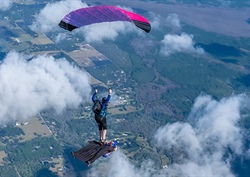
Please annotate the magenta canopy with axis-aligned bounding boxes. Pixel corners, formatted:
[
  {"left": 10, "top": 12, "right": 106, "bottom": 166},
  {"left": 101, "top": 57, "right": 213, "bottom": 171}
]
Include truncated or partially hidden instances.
[{"left": 59, "top": 6, "right": 151, "bottom": 33}]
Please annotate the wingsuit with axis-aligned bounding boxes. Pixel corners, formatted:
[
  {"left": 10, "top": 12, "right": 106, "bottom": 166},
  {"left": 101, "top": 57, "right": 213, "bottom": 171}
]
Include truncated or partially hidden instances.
[{"left": 71, "top": 141, "right": 117, "bottom": 166}]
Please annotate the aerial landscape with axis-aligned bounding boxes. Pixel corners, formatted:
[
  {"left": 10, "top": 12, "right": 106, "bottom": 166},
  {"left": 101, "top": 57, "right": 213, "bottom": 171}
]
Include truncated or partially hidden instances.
[{"left": 0, "top": 0, "right": 250, "bottom": 176}]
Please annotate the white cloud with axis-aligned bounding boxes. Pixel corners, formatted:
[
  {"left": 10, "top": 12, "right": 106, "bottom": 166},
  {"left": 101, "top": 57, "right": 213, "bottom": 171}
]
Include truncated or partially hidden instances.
[
  {"left": 160, "top": 32, "right": 204, "bottom": 55},
  {"left": 148, "top": 13, "right": 181, "bottom": 31},
  {"left": 0, "top": 51, "right": 91, "bottom": 123},
  {"left": 0, "top": 0, "right": 13, "bottom": 11},
  {"left": 54, "top": 33, "right": 68, "bottom": 43},
  {"left": 146, "top": 13, "right": 203, "bottom": 56},
  {"left": 218, "top": 0, "right": 232, "bottom": 6},
  {"left": 147, "top": 13, "right": 203, "bottom": 56},
  {"left": 247, "top": 149, "right": 250, "bottom": 158},
  {"left": 108, "top": 151, "right": 161, "bottom": 177},
  {"left": 148, "top": 12, "right": 162, "bottom": 30},
  {"left": 87, "top": 150, "right": 162, "bottom": 177},
  {"left": 155, "top": 94, "right": 248, "bottom": 177},
  {"left": 166, "top": 13, "right": 181, "bottom": 30},
  {"left": 31, "top": 0, "right": 88, "bottom": 33},
  {"left": 78, "top": 22, "right": 139, "bottom": 43}
]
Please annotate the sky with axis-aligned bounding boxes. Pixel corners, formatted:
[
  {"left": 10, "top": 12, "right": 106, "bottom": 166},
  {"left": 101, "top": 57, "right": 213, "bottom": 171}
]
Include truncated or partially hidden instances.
[
  {"left": 0, "top": 51, "right": 91, "bottom": 124},
  {"left": 86, "top": 94, "right": 250, "bottom": 177}
]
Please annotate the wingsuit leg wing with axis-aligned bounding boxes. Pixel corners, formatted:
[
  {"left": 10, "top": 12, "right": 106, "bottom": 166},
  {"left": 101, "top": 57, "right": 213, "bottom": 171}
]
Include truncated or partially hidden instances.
[
  {"left": 87, "top": 145, "right": 115, "bottom": 164},
  {"left": 71, "top": 141, "right": 104, "bottom": 164},
  {"left": 71, "top": 141, "right": 116, "bottom": 166}
]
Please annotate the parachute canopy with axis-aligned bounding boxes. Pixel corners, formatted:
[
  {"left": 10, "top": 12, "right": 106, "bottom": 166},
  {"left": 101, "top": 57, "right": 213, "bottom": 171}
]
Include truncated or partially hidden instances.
[{"left": 59, "top": 6, "right": 151, "bottom": 33}]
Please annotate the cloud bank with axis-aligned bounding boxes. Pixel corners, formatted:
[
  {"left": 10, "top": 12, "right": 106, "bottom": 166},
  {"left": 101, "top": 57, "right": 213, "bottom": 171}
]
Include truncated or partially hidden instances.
[
  {"left": 160, "top": 32, "right": 204, "bottom": 55},
  {"left": 86, "top": 94, "right": 249, "bottom": 177},
  {"left": 79, "top": 22, "right": 139, "bottom": 43},
  {"left": 31, "top": 0, "right": 88, "bottom": 33},
  {"left": 0, "top": 51, "right": 91, "bottom": 123},
  {"left": 87, "top": 150, "right": 161, "bottom": 177},
  {"left": 0, "top": 0, "right": 13, "bottom": 11},
  {"left": 155, "top": 94, "right": 248, "bottom": 177}
]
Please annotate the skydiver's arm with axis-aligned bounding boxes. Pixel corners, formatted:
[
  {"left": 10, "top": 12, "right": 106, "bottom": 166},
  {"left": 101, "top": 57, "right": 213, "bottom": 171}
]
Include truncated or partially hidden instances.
[
  {"left": 104, "top": 94, "right": 111, "bottom": 103},
  {"left": 92, "top": 92, "right": 97, "bottom": 102},
  {"left": 103, "top": 88, "right": 112, "bottom": 104},
  {"left": 100, "top": 94, "right": 111, "bottom": 112}
]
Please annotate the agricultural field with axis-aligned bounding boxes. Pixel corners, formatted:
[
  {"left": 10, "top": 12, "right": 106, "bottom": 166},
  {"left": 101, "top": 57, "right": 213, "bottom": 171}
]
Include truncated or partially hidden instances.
[
  {"left": 0, "top": 151, "right": 7, "bottom": 166},
  {"left": 48, "top": 156, "right": 65, "bottom": 176},
  {"left": 16, "top": 116, "right": 52, "bottom": 142},
  {"left": 109, "top": 105, "right": 137, "bottom": 115}
]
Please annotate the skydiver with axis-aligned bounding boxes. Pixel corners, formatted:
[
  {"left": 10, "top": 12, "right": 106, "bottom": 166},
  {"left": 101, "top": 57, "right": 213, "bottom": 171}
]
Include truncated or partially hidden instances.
[
  {"left": 92, "top": 87, "right": 112, "bottom": 142},
  {"left": 71, "top": 140, "right": 118, "bottom": 166}
]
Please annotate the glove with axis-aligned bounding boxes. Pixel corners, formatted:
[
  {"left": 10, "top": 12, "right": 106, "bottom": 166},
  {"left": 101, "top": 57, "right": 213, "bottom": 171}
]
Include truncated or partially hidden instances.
[{"left": 108, "top": 88, "right": 112, "bottom": 95}]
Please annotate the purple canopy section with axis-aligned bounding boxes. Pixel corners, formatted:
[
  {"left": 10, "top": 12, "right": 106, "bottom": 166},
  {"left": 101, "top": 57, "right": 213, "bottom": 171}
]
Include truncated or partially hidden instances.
[
  {"left": 59, "top": 6, "right": 151, "bottom": 33},
  {"left": 62, "top": 6, "right": 131, "bottom": 28}
]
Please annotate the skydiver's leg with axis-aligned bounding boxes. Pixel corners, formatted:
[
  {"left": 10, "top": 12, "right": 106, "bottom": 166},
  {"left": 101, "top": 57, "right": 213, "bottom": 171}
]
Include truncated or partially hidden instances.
[
  {"left": 102, "top": 130, "right": 107, "bottom": 142},
  {"left": 99, "top": 130, "right": 102, "bottom": 141},
  {"left": 86, "top": 160, "right": 91, "bottom": 167},
  {"left": 95, "top": 114, "right": 102, "bottom": 141},
  {"left": 101, "top": 117, "right": 107, "bottom": 141}
]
